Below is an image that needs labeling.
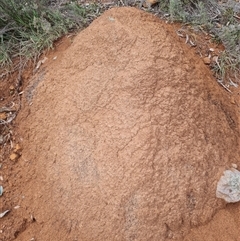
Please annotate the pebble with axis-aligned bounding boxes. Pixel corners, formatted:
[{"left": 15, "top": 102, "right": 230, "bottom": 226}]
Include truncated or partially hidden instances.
[
  {"left": 10, "top": 153, "right": 19, "bottom": 161},
  {"left": 0, "top": 112, "right": 7, "bottom": 120},
  {"left": 203, "top": 57, "right": 211, "bottom": 65},
  {"left": 232, "top": 163, "right": 238, "bottom": 169}
]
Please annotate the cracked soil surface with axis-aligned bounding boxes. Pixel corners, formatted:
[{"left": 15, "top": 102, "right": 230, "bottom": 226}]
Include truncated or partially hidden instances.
[{"left": 1, "top": 7, "right": 240, "bottom": 241}]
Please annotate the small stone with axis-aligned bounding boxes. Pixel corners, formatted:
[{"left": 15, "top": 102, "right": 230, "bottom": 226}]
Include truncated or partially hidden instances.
[
  {"left": 30, "top": 214, "right": 36, "bottom": 222},
  {"left": 0, "top": 112, "right": 7, "bottom": 120},
  {"left": 230, "top": 97, "right": 236, "bottom": 105},
  {"left": 9, "top": 85, "right": 15, "bottom": 90},
  {"left": 216, "top": 168, "right": 240, "bottom": 203},
  {"left": 10, "top": 153, "right": 19, "bottom": 161},
  {"left": 203, "top": 57, "right": 211, "bottom": 65},
  {"left": 14, "top": 144, "right": 22, "bottom": 153},
  {"left": 232, "top": 163, "right": 238, "bottom": 169}
]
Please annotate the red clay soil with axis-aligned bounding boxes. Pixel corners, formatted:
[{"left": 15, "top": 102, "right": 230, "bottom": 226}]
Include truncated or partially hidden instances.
[{"left": 1, "top": 7, "right": 240, "bottom": 241}]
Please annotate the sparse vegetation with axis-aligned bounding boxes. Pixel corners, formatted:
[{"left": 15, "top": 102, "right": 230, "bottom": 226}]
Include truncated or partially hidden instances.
[
  {"left": 155, "top": 0, "right": 240, "bottom": 84},
  {"left": 0, "top": 0, "right": 239, "bottom": 84},
  {"left": 169, "top": 0, "right": 186, "bottom": 22},
  {"left": 0, "top": 0, "right": 104, "bottom": 71}
]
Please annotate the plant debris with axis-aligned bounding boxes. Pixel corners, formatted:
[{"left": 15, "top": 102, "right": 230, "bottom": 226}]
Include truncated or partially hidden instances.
[{"left": 0, "top": 210, "right": 10, "bottom": 218}]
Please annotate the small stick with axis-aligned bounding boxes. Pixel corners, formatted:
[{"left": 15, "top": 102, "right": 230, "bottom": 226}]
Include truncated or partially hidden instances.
[
  {"left": 233, "top": 15, "right": 240, "bottom": 20},
  {"left": 0, "top": 107, "right": 17, "bottom": 113},
  {"left": 218, "top": 82, "right": 232, "bottom": 93}
]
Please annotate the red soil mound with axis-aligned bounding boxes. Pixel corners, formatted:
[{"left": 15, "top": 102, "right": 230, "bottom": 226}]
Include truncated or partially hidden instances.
[{"left": 3, "top": 7, "right": 240, "bottom": 241}]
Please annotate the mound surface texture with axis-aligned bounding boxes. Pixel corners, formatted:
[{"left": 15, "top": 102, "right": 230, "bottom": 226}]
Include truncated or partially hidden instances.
[{"left": 13, "top": 7, "right": 240, "bottom": 241}]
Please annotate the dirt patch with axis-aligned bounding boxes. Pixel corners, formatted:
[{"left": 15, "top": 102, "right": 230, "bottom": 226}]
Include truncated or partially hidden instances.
[
  {"left": 184, "top": 202, "right": 240, "bottom": 241},
  {"left": 0, "top": 35, "right": 74, "bottom": 240},
  {"left": 1, "top": 7, "right": 240, "bottom": 241}
]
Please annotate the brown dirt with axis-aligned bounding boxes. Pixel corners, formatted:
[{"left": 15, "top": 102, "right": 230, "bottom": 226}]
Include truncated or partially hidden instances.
[{"left": 1, "top": 6, "right": 240, "bottom": 241}]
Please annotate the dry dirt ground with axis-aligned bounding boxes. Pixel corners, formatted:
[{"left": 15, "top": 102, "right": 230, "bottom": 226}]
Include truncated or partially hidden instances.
[{"left": 1, "top": 6, "right": 240, "bottom": 241}]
